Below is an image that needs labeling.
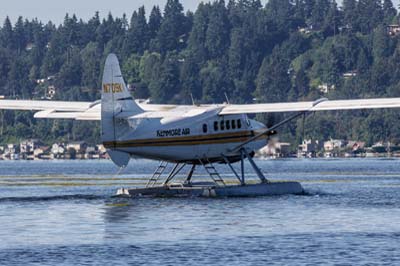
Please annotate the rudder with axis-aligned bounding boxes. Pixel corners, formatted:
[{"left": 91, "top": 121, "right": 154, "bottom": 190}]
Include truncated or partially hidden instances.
[{"left": 101, "top": 53, "right": 142, "bottom": 167}]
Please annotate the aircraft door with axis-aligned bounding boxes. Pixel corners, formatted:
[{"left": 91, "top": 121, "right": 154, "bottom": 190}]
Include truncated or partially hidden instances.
[{"left": 198, "top": 121, "right": 211, "bottom": 158}]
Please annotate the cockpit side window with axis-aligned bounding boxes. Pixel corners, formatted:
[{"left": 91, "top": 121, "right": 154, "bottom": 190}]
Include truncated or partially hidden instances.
[
  {"left": 203, "top": 123, "right": 208, "bottom": 133},
  {"left": 232, "top": 119, "right": 236, "bottom": 129},
  {"left": 237, "top": 119, "right": 242, "bottom": 129}
]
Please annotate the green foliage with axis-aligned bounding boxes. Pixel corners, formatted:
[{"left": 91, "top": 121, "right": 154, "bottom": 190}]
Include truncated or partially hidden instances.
[
  {"left": 156, "top": 0, "right": 186, "bottom": 53},
  {"left": 122, "top": 6, "right": 149, "bottom": 56},
  {"left": 200, "top": 60, "right": 230, "bottom": 103},
  {"left": 0, "top": 0, "right": 400, "bottom": 146},
  {"left": 205, "top": 0, "right": 230, "bottom": 58}
]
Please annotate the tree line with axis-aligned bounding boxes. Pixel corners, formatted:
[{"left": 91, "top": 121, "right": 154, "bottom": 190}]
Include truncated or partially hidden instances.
[{"left": 0, "top": 0, "right": 400, "bottom": 147}]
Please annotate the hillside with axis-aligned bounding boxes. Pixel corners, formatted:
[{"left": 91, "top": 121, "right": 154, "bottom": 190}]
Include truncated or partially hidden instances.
[{"left": 0, "top": 0, "right": 400, "bottom": 146}]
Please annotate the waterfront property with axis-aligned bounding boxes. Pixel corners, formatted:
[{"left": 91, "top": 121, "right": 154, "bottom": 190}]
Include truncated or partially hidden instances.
[
  {"left": 0, "top": 140, "right": 107, "bottom": 160},
  {"left": 1, "top": 137, "right": 400, "bottom": 160}
]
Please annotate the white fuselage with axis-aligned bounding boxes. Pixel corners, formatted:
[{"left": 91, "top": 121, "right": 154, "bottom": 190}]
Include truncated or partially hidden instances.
[{"left": 103, "top": 107, "right": 267, "bottom": 163}]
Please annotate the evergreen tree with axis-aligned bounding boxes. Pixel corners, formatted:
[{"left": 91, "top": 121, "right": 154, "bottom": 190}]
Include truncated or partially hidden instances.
[
  {"left": 322, "top": 1, "right": 340, "bottom": 37},
  {"left": 61, "top": 14, "right": 80, "bottom": 46},
  {"left": 382, "top": 0, "right": 397, "bottom": 24},
  {"left": 148, "top": 6, "right": 162, "bottom": 41},
  {"left": 1, "top": 17, "right": 14, "bottom": 49},
  {"left": 95, "top": 13, "right": 121, "bottom": 50},
  {"left": 357, "top": 0, "right": 383, "bottom": 34},
  {"left": 266, "top": 0, "right": 294, "bottom": 31},
  {"left": 255, "top": 50, "right": 291, "bottom": 103},
  {"left": 148, "top": 52, "right": 180, "bottom": 102},
  {"left": 310, "top": 0, "right": 330, "bottom": 30},
  {"left": 294, "top": 67, "right": 310, "bottom": 99},
  {"left": 372, "top": 24, "right": 391, "bottom": 59},
  {"left": 0, "top": 48, "right": 12, "bottom": 93},
  {"left": 56, "top": 48, "right": 82, "bottom": 90},
  {"left": 156, "top": 0, "right": 186, "bottom": 53},
  {"left": 200, "top": 61, "right": 229, "bottom": 103},
  {"left": 81, "top": 42, "right": 101, "bottom": 100},
  {"left": 228, "top": 27, "right": 245, "bottom": 81},
  {"left": 323, "top": 45, "right": 342, "bottom": 87},
  {"left": 139, "top": 51, "right": 162, "bottom": 88},
  {"left": 14, "top": 16, "right": 26, "bottom": 53},
  {"left": 205, "top": 0, "right": 230, "bottom": 58},
  {"left": 180, "top": 55, "right": 202, "bottom": 103},
  {"left": 40, "top": 31, "right": 67, "bottom": 76},
  {"left": 7, "top": 57, "right": 32, "bottom": 98},
  {"left": 356, "top": 48, "right": 370, "bottom": 73},
  {"left": 342, "top": 0, "right": 358, "bottom": 31},
  {"left": 123, "top": 6, "right": 148, "bottom": 56},
  {"left": 87, "top": 12, "right": 101, "bottom": 36},
  {"left": 187, "top": 2, "right": 210, "bottom": 62}
]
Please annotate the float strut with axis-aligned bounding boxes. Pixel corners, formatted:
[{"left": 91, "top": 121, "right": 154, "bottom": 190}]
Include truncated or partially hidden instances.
[
  {"left": 163, "top": 163, "right": 186, "bottom": 186},
  {"left": 222, "top": 155, "right": 243, "bottom": 185},
  {"left": 241, "top": 150, "right": 245, "bottom": 184},
  {"left": 184, "top": 165, "right": 196, "bottom": 184},
  {"left": 241, "top": 148, "right": 269, "bottom": 183}
]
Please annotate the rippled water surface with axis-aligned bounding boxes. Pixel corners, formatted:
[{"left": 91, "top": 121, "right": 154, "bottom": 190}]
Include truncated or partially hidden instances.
[{"left": 0, "top": 158, "right": 400, "bottom": 265}]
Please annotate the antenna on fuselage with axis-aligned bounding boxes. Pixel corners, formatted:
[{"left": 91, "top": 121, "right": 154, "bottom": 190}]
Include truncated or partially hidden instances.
[
  {"left": 190, "top": 93, "right": 196, "bottom": 106},
  {"left": 224, "top": 92, "right": 230, "bottom": 105}
]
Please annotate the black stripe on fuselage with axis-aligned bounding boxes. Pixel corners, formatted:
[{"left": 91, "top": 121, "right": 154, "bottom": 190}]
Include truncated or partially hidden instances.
[{"left": 104, "top": 131, "right": 256, "bottom": 148}]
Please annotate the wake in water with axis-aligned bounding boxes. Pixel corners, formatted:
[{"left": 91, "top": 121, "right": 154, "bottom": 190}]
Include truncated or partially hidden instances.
[
  {"left": 0, "top": 194, "right": 105, "bottom": 203},
  {"left": 301, "top": 188, "right": 335, "bottom": 197},
  {"left": 0, "top": 190, "right": 335, "bottom": 202}
]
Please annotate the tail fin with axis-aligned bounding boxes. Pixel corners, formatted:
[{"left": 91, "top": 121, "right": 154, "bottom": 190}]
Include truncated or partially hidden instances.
[{"left": 101, "top": 53, "right": 142, "bottom": 167}]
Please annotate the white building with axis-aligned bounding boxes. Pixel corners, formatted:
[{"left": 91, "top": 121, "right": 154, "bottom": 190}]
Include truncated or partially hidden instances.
[
  {"left": 67, "top": 141, "right": 88, "bottom": 153},
  {"left": 51, "top": 143, "right": 66, "bottom": 158},
  {"left": 4, "top": 144, "right": 19, "bottom": 160},
  {"left": 20, "top": 139, "right": 41, "bottom": 154},
  {"left": 324, "top": 139, "right": 346, "bottom": 151},
  {"left": 34, "top": 146, "right": 50, "bottom": 158},
  {"left": 258, "top": 142, "right": 291, "bottom": 158},
  {"left": 387, "top": 24, "right": 400, "bottom": 36},
  {"left": 343, "top": 70, "right": 357, "bottom": 79},
  {"left": 317, "top": 83, "right": 335, "bottom": 94},
  {"left": 298, "top": 139, "right": 321, "bottom": 157}
]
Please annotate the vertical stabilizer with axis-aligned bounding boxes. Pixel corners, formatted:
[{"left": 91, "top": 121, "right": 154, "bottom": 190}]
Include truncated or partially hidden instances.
[{"left": 101, "top": 53, "right": 141, "bottom": 167}]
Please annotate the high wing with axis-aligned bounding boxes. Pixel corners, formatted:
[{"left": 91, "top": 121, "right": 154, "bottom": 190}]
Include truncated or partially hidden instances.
[
  {"left": 0, "top": 99, "right": 178, "bottom": 120},
  {"left": 219, "top": 97, "right": 400, "bottom": 115},
  {"left": 2, "top": 97, "right": 400, "bottom": 120}
]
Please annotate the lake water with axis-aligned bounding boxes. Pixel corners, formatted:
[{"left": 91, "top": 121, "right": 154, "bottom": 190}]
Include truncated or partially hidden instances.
[{"left": 0, "top": 158, "right": 400, "bottom": 265}]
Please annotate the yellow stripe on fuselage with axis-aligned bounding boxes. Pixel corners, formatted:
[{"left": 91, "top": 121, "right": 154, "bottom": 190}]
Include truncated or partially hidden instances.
[{"left": 103, "top": 130, "right": 256, "bottom": 148}]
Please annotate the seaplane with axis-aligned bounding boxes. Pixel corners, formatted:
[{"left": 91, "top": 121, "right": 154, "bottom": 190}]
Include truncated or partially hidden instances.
[{"left": 2, "top": 53, "right": 400, "bottom": 197}]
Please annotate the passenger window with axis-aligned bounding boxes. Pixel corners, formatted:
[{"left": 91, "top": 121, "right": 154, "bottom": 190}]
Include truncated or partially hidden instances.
[
  {"left": 203, "top": 123, "right": 208, "bottom": 133},
  {"left": 232, "top": 120, "right": 236, "bottom": 129},
  {"left": 226, "top": 120, "right": 230, "bottom": 130},
  {"left": 220, "top": 120, "right": 225, "bottom": 130},
  {"left": 214, "top": 121, "right": 218, "bottom": 131},
  {"left": 237, "top": 119, "right": 242, "bottom": 129}
]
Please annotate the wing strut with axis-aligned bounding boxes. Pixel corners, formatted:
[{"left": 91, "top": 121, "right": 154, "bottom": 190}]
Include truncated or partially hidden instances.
[{"left": 229, "top": 98, "right": 328, "bottom": 153}]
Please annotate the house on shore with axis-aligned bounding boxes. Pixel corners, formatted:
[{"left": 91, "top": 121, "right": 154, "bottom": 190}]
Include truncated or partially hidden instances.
[{"left": 298, "top": 139, "right": 322, "bottom": 158}]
